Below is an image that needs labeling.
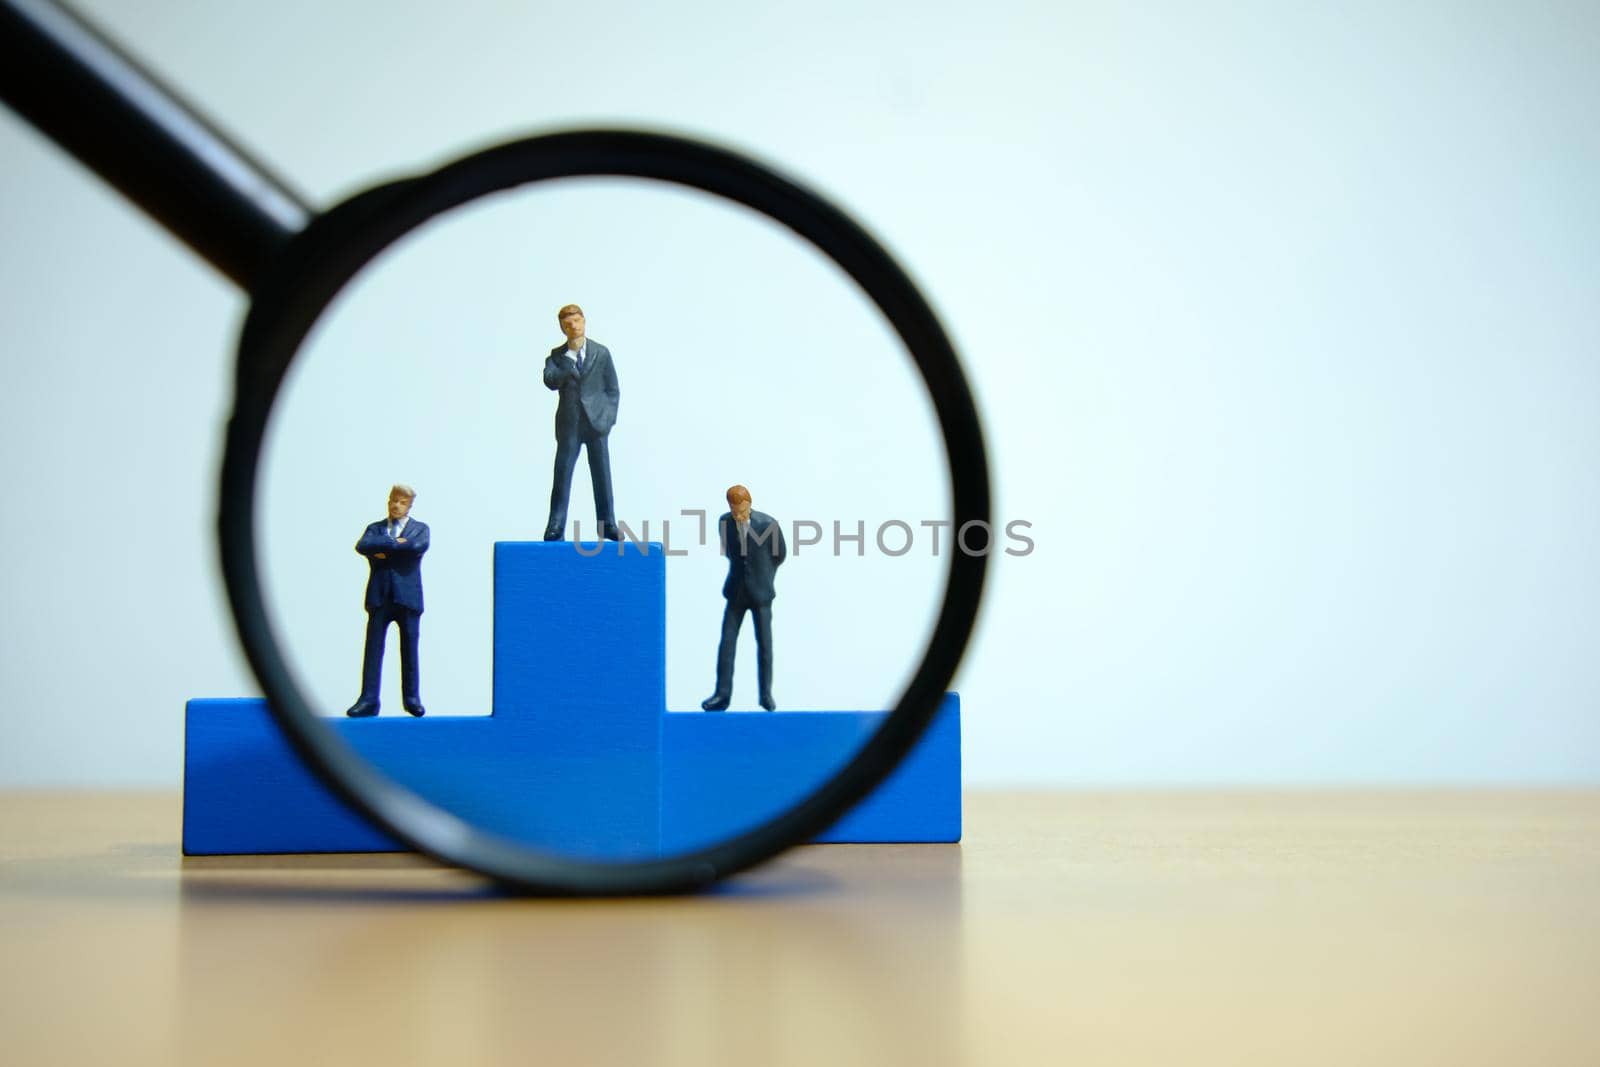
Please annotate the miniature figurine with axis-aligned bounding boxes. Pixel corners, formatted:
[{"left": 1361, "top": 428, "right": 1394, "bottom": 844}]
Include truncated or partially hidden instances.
[
  {"left": 702, "top": 485, "right": 787, "bottom": 712},
  {"left": 541, "top": 303, "right": 621, "bottom": 541},
  {"left": 346, "top": 484, "right": 430, "bottom": 718}
]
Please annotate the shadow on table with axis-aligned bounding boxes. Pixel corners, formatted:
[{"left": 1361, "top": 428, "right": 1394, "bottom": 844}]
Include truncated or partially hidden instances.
[{"left": 172, "top": 844, "right": 968, "bottom": 1063}]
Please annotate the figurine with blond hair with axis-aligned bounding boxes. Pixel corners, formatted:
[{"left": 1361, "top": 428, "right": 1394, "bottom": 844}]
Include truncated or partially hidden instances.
[
  {"left": 541, "top": 303, "right": 621, "bottom": 541},
  {"left": 702, "top": 485, "right": 786, "bottom": 712}
]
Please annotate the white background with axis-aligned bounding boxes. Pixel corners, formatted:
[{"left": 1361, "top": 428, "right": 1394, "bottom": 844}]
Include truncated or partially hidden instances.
[{"left": 2, "top": 0, "right": 1596, "bottom": 787}]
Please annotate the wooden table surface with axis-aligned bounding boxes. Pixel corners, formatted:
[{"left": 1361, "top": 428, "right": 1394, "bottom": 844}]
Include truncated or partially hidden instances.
[{"left": 1, "top": 791, "right": 1596, "bottom": 1066}]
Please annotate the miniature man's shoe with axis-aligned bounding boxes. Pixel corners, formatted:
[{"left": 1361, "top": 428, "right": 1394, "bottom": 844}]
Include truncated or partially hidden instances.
[
  {"left": 542, "top": 527, "right": 564, "bottom": 542},
  {"left": 345, "top": 701, "right": 379, "bottom": 718},
  {"left": 759, "top": 693, "right": 777, "bottom": 712},
  {"left": 700, "top": 694, "right": 730, "bottom": 712},
  {"left": 600, "top": 522, "right": 623, "bottom": 542},
  {"left": 403, "top": 702, "right": 427, "bottom": 718}
]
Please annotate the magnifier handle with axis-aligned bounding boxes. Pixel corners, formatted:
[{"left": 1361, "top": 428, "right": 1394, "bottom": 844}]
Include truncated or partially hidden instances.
[{"left": 0, "top": 0, "right": 313, "bottom": 289}]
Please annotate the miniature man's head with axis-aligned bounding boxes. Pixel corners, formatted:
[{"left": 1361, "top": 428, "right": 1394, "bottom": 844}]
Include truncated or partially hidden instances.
[
  {"left": 557, "top": 303, "right": 586, "bottom": 348},
  {"left": 388, "top": 484, "right": 416, "bottom": 522},
  {"left": 726, "top": 484, "right": 752, "bottom": 523}
]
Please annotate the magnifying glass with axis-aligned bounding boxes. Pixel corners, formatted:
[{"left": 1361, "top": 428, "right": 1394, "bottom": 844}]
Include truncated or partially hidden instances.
[{"left": 2, "top": 0, "right": 990, "bottom": 894}]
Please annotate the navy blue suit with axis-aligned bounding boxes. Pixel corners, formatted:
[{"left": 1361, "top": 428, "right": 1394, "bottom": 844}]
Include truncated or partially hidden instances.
[
  {"left": 543, "top": 340, "right": 620, "bottom": 537},
  {"left": 711, "top": 511, "right": 786, "bottom": 704},
  {"left": 355, "top": 516, "right": 429, "bottom": 709}
]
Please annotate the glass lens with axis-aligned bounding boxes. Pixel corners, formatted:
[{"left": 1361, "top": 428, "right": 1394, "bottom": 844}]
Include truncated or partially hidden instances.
[{"left": 235, "top": 175, "right": 952, "bottom": 864}]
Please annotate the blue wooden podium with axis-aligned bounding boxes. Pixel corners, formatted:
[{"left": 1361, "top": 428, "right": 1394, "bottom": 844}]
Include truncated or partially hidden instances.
[{"left": 184, "top": 543, "right": 960, "bottom": 858}]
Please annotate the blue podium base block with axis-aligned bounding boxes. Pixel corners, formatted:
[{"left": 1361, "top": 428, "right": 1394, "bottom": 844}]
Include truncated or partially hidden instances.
[
  {"left": 183, "top": 542, "right": 961, "bottom": 858},
  {"left": 183, "top": 696, "right": 961, "bottom": 856}
]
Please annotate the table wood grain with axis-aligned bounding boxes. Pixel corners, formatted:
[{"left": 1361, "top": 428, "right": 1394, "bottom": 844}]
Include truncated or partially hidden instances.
[{"left": 1, "top": 791, "right": 1596, "bottom": 1065}]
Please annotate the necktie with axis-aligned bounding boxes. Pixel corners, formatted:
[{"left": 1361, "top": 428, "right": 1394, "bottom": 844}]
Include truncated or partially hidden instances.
[{"left": 575, "top": 348, "right": 586, "bottom": 374}]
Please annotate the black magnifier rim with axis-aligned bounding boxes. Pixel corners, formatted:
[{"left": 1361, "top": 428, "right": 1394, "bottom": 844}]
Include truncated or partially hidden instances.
[{"left": 220, "top": 129, "right": 989, "bottom": 895}]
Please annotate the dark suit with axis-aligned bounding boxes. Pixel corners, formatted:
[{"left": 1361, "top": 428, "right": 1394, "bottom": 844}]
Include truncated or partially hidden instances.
[
  {"left": 543, "top": 340, "right": 620, "bottom": 537},
  {"left": 711, "top": 510, "right": 786, "bottom": 703},
  {"left": 354, "top": 516, "right": 429, "bottom": 708}
]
